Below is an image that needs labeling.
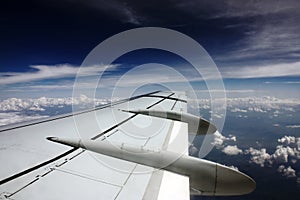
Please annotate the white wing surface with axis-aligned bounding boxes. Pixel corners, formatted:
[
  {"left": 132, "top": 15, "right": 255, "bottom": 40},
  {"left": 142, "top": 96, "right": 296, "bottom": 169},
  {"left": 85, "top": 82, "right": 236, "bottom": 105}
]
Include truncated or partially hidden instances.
[{"left": 0, "top": 91, "right": 190, "bottom": 200}]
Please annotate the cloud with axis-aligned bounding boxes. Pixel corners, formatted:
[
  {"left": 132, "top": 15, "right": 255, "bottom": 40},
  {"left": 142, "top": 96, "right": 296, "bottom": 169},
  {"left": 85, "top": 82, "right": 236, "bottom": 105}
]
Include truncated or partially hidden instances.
[
  {"left": 198, "top": 96, "right": 300, "bottom": 114},
  {"left": 208, "top": 131, "right": 300, "bottom": 181},
  {"left": 245, "top": 145, "right": 300, "bottom": 167},
  {"left": 286, "top": 125, "right": 300, "bottom": 129},
  {"left": 0, "top": 64, "right": 115, "bottom": 85},
  {"left": 278, "top": 136, "right": 300, "bottom": 155},
  {"left": 90, "top": 63, "right": 209, "bottom": 88},
  {"left": 0, "top": 95, "right": 110, "bottom": 112},
  {"left": 27, "top": 84, "right": 75, "bottom": 90},
  {"left": 246, "top": 136, "right": 300, "bottom": 166},
  {"left": 228, "top": 96, "right": 299, "bottom": 112},
  {"left": 272, "top": 145, "right": 296, "bottom": 163},
  {"left": 230, "top": 108, "right": 247, "bottom": 113},
  {"left": 227, "top": 165, "right": 239, "bottom": 171},
  {"left": 196, "top": 90, "right": 257, "bottom": 95},
  {"left": 1, "top": 63, "right": 204, "bottom": 92},
  {"left": 52, "top": 0, "right": 300, "bottom": 69},
  {"left": 277, "top": 165, "right": 296, "bottom": 178},
  {"left": 211, "top": 131, "right": 237, "bottom": 148},
  {"left": 230, "top": 21, "right": 300, "bottom": 62},
  {"left": 175, "top": 0, "right": 299, "bottom": 19},
  {"left": 222, "top": 145, "right": 243, "bottom": 155},
  {"left": 278, "top": 136, "right": 297, "bottom": 145},
  {"left": 7, "top": 92, "right": 298, "bottom": 127},
  {"left": 220, "top": 62, "right": 300, "bottom": 79},
  {"left": 245, "top": 135, "right": 300, "bottom": 180},
  {"left": 211, "top": 0, "right": 298, "bottom": 19},
  {"left": 265, "top": 81, "right": 300, "bottom": 84},
  {"left": 0, "top": 95, "right": 112, "bottom": 126},
  {"left": 0, "top": 112, "right": 49, "bottom": 126},
  {"left": 190, "top": 131, "right": 238, "bottom": 158},
  {"left": 192, "top": 0, "right": 300, "bottom": 68},
  {"left": 2, "top": 61, "right": 299, "bottom": 96},
  {"left": 24, "top": 0, "right": 300, "bottom": 71},
  {"left": 244, "top": 148, "right": 271, "bottom": 167},
  {"left": 283, "top": 82, "right": 300, "bottom": 84}
]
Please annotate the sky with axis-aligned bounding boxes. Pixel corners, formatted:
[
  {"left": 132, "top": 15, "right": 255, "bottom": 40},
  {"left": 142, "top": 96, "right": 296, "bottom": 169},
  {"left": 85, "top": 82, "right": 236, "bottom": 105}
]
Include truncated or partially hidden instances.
[
  {"left": 1, "top": 1, "right": 300, "bottom": 198},
  {"left": 1, "top": 0, "right": 300, "bottom": 99}
]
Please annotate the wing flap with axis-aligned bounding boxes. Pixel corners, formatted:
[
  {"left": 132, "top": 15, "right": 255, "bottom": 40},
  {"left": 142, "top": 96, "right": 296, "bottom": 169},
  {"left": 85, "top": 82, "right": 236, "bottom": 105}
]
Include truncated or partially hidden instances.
[{"left": 11, "top": 166, "right": 121, "bottom": 200}]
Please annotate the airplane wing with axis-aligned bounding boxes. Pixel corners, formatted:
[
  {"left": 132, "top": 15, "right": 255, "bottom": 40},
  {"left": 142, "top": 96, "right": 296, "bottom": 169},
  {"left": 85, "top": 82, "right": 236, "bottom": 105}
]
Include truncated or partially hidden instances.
[{"left": 0, "top": 91, "right": 255, "bottom": 200}]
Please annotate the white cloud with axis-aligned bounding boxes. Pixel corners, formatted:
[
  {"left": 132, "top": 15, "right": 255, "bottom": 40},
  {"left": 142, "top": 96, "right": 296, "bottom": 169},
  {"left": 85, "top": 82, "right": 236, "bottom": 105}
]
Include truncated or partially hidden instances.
[
  {"left": 229, "top": 135, "right": 236, "bottom": 142},
  {"left": 0, "top": 64, "right": 115, "bottom": 85},
  {"left": 221, "top": 62, "right": 300, "bottom": 79},
  {"left": 279, "top": 137, "right": 300, "bottom": 160},
  {"left": 28, "top": 84, "right": 75, "bottom": 90},
  {"left": 198, "top": 96, "right": 300, "bottom": 115},
  {"left": 212, "top": 0, "right": 299, "bottom": 19},
  {"left": 265, "top": 81, "right": 300, "bottom": 84},
  {"left": 245, "top": 135, "right": 300, "bottom": 180},
  {"left": 244, "top": 148, "right": 272, "bottom": 167},
  {"left": 277, "top": 165, "right": 296, "bottom": 178},
  {"left": 0, "top": 112, "right": 49, "bottom": 126},
  {"left": 211, "top": 131, "right": 237, "bottom": 148},
  {"left": 272, "top": 145, "right": 294, "bottom": 163},
  {"left": 278, "top": 136, "right": 296, "bottom": 145},
  {"left": 0, "top": 96, "right": 111, "bottom": 126},
  {"left": 222, "top": 145, "right": 243, "bottom": 155},
  {"left": 231, "top": 96, "right": 299, "bottom": 113},
  {"left": 196, "top": 89, "right": 256, "bottom": 93},
  {"left": 204, "top": 0, "right": 300, "bottom": 73},
  {"left": 283, "top": 82, "right": 300, "bottom": 84},
  {"left": 230, "top": 108, "right": 248, "bottom": 113},
  {"left": 1, "top": 63, "right": 205, "bottom": 91},
  {"left": 286, "top": 125, "right": 300, "bottom": 129},
  {"left": 246, "top": 136, "right": 300, "bottom": 167},
  {"left": 284, "top": 107, "right": 295, "bottom": 112},
  {"left": 227, "top": 165, "right": 239, "bottom": 171},
  {"left": 0, "top": 95, "right": 110, "bottom": 112}
]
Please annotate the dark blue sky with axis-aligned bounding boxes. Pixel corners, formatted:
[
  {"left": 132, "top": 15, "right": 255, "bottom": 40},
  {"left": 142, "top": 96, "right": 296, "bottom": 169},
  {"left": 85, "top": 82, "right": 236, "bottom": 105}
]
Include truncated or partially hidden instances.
[
  {"left": 1, "top": 2, "right": 300, "bottom": 198},
  {"left": 0, "top": 0, "right": 300, "bottom": 98}
]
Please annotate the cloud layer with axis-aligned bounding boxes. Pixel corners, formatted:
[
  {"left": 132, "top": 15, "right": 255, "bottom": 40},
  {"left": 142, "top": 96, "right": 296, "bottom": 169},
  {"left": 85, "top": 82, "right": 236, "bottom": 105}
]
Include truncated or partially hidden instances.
[
  {"left": 6, "top": 62, "right": 300, "bottom": 86},
  {"left": 0, "top": 64, "right": 115, "bottom": 85},
  {"left": 0, "top": 112, "right": 49, "bottom": 126},
  {"left": 197, "top": 96, "right": 300, "bottom": 119},
  {"left": 0, "top": 95, "right": 111, "bottom": 126},
  {"left": 0, "top": 95, "right": 110, "bottom": 112},
  {"left": 221, "top": 62, "right": 300, "bottom": 79}
]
